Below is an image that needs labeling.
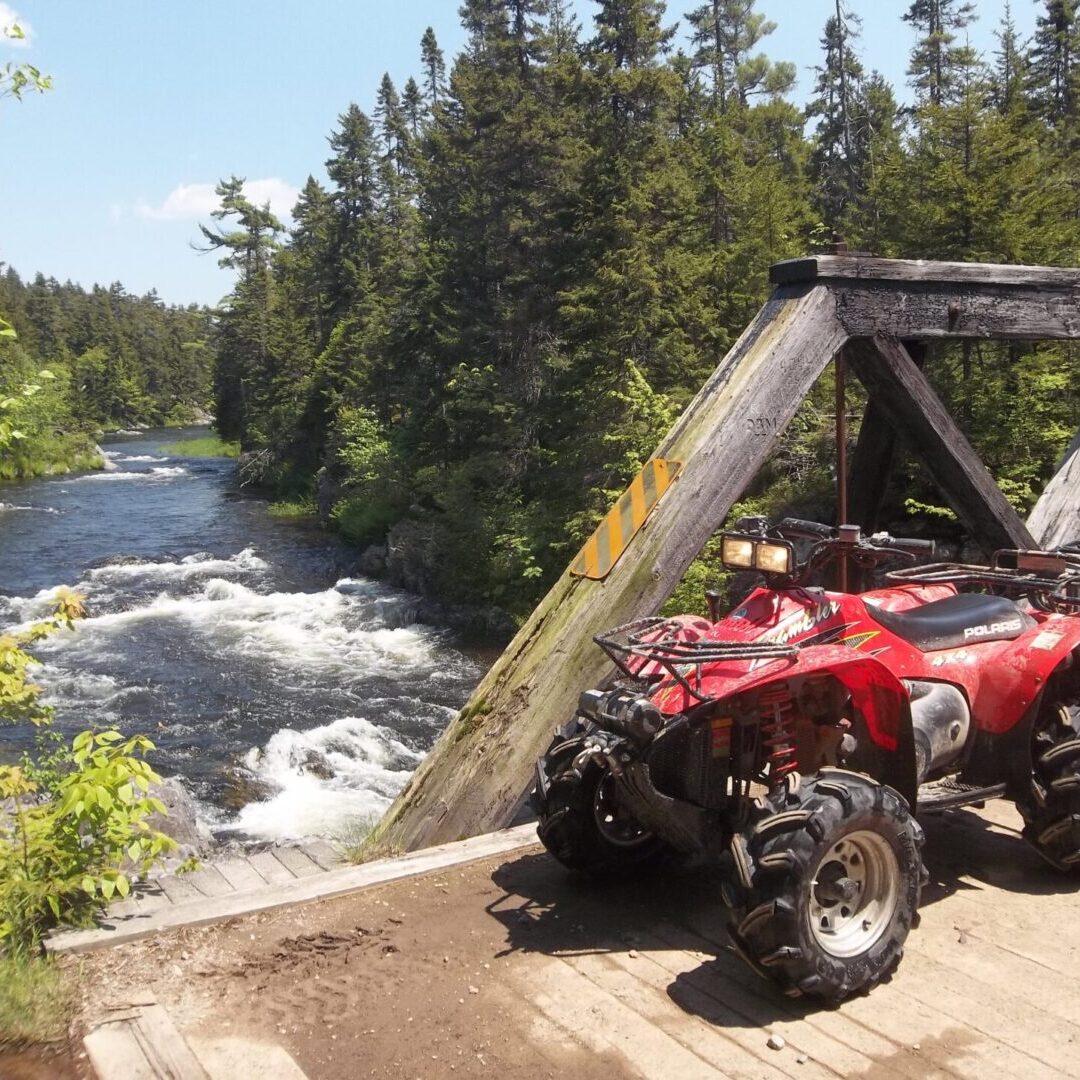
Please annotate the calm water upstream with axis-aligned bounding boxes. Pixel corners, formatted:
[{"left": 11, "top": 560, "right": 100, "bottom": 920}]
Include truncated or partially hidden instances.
[{"left": 0, "top": 428, "right": 482, "bottom": 841}]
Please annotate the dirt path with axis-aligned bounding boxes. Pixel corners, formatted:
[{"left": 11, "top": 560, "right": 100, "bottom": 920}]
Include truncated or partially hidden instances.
[{"left": 67, "top": 800, "right": 1080, "bottom": 1079}]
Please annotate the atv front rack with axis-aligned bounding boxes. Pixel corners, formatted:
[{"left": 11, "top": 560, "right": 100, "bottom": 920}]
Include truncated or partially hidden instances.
[
  {"left": 887, "top": 549, "right": 1080, "bottom": 612},
  {"left": 595, "top": 617, "right": 797, "bottom": 699}
]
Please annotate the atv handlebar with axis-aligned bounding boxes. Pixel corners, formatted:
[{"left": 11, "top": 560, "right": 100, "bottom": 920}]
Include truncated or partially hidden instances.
[
  {"left": 731, "top": 520, "right": 937, "bottom": 586},
  {"left": 773, "top": 520, "right": 935, "bottom": 558},
  {"left": 774, "top": 518, "right": 835, "bottom": 541},
  {"left": 867, "top": 534, "right": 935, "bottom": 557}
]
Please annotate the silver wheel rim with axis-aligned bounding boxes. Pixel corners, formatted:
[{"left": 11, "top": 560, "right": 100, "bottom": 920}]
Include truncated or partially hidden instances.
[
  {"left": 808, "top": 830, "right": 901, "bottom": 958},
  {"left": 593, "top": 773, "right": 653, "bottom": 849}
]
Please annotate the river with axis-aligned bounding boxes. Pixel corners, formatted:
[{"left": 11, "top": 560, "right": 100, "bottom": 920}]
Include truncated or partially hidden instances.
[{"left": 0, "top": 428, "right": 483, "bottom": 842}]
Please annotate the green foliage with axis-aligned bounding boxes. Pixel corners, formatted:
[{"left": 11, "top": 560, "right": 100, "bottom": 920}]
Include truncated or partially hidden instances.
[
  {"left": 0, "top": 600, "right": 175, "bottom": 952},
  {"left": 159, "top": 435, "right": 240, "bottom": 458},
  {"left": 0, "top": 953, "right": 73, "bottom": 1047},
  {"left": 0, "top": 21, "right": 52, "bottom": 102},
  {"left": 267, "top": 497, "right": 317, "bottom": 519}
]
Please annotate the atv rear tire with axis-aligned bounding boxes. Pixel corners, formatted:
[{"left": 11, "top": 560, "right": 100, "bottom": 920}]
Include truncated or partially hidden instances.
[
  {"left": 725, "top": 769, "right": 924, "bottom": 1001},
  {"left": 535, "top": 726, "right": 668, "bottom": 876},
  {"left": 1017, "top": 690, "right": 1080, "bottom": 870}
]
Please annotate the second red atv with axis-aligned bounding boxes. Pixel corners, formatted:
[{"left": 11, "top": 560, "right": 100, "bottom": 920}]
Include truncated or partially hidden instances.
[{"left": 532, "top": 518, "right": 1080, "bottom": 1000}]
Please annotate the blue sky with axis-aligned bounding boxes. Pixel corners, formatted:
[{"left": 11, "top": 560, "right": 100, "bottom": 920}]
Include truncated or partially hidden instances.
[{"left": 2, "top": 1, "right": 1039, "bottom": 309}]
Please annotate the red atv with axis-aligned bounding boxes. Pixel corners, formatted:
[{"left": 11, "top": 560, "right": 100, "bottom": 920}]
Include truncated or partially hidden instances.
[{"left": 532, "top": 518, "right": 1080, "bottom": 1000}]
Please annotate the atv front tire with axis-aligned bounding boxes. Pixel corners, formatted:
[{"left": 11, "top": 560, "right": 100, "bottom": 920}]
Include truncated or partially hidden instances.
[
  {"left": 726, "top": 769, "right": 924, "bottom": 1001},
  {"left": 535, "top": 726, "right": 668, "bottom": 876},
  {"left": 1018, "top": 691, "right": 1080, "bottom": 870}
]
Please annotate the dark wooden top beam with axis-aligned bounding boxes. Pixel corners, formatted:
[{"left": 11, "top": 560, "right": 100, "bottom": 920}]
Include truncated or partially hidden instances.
[{"left": 770, "top": 255, "right": 1080, "bottom": 290}]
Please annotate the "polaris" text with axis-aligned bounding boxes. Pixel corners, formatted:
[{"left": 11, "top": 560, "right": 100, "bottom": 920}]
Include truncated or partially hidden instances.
[{"left": 963, "top": 619, "right": 1024, "bottom": 640}]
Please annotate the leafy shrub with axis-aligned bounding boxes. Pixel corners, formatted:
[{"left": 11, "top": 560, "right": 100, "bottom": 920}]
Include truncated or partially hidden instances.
[{"left": 0, "top": 596, "right": 174, "bottom": 952}]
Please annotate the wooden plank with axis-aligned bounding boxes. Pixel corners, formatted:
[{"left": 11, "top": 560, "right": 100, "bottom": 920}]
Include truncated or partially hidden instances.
[
  {"left": 183, "top": 865, "right": 234, "bottom": 899},
  {"left": 771, "top": 254, "right": 1080, "bottom": 289},
  {"left": 299, "top": 839, "right": 343, "bottom": 871},
  {"left": 847, "top": 336, "right": 1035, "bottom": 552},
  {"left": 84, "top": 1004, "right": 210, "bottom": 1080},
  {"left": 246, "top": 849, "right": 299, "bottom": 886},
  {"left": 156, "top": 874, "right": 202, "bottom": 904},
  {"left": 373, "top": 284, "right": 848, "bottom": 852},
  {"left": 213, "top": 856, "right": 268, "bottom": 893},
  {"left": 184, "top": 1037, "right": 308, "bottom": 1080},
  {"left": 271, "top": 846, "right": 322, "bottom": 878},
  {"left": 46, "top": 823, "right": 539, "bottom": 954},
  {"left": 522, "top": 953, "right": 736, "bottom": 1080},
  {"left": 1028, "top": 426, "right": 1080, "bottom": 547}
]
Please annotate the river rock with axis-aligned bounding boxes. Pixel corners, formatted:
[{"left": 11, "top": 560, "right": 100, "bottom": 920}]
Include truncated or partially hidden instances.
[
  {"left": 359, "top": 543, "right": 388, "bottom": 577},
  {"left": 143, "top": 776, "right": 207, "bottom": 872}
]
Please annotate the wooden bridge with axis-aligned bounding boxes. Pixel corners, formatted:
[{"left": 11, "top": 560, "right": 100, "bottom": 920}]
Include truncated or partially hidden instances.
[{"left": 373, "top": 254, "right": 1080, "bottom": 852}]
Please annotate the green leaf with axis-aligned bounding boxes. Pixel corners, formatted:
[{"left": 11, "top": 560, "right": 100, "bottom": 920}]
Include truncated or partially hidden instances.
[{"left": 81, "top": 876, "right": 96, "bottom": 897}]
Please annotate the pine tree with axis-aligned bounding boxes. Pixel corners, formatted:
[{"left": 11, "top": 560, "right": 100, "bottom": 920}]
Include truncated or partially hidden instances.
[
  {"left": 1029, "top": 0, "right": 1080, "bottom": 123},
  {"left": 198, "top": 177, "right": 284, "bottom": 442},
  {"left": 903, "top": 0, "right": 978, "bottom": 106},
  {"left": 806, "top": 2, "right": 866, "bottom": 226},
  {"left": 686, "top": 0, "right": 795, "bottom": 108},
  {"left": 420, "top": 26, "right": 447, "bottom": 107}
]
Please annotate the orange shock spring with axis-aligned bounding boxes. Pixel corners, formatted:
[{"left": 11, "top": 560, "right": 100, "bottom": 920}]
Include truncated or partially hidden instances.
[{"left": 758, "top": 683, "right": 798, "bottom": 793}]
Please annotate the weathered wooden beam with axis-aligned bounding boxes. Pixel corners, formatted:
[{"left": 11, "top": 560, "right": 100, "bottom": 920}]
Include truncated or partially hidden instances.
[
  {"left": 772, "top": 255, "right": 1080, "bottom": 290},
  {"left": 846, "top": 336, "right": 1035, "bottom": 552},
  {"left": 1028, "top": 428, "right": 1080, "bottom": 548},
  {"left": 846, "top": 343, "right": 926, "bottom": 533},
  {"left": 832, "top": 284, "right": 1080, "bottom": 341},
  {"left": 846, "top": 402, "right": 897, "bottom": 533},
  {"left": 771, "top": 256, "right": 1080, "bottom": 341},
  {"left": 372, "top": 284, "right": 848, "bottom": 852}
]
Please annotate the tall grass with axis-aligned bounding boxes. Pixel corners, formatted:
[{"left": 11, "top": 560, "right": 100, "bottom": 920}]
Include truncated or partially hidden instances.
[
  {"left": 159, "top": 435, "right": 240, "bottom": 458},
  {"left": 0, "top": 954, "right": 74, "bottom": 1047}
]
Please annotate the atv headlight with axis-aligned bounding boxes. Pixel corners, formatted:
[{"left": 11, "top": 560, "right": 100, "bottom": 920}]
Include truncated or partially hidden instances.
[
  {"left": 720, "top": 535, "right": 794, "bottom": 575},
  {"left": 755, "top": 541, "right": 793, "bottom": 574},
  {"left": 721, "top": 536, "right": 755, "bottom": 568}
]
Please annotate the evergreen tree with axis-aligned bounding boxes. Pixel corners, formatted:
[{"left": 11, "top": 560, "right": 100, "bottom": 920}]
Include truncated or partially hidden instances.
[
  {"left": 1029, "top": 0, "right": 1080, "bottom": 123},
  {"left": 420, "top": 26, "right": 447, "bottom": 107},
  {"left": 199, "top": 177, "right": 284, "bottom": 442},
  {"left": 903, "top": 0, "right": 978, "bottom": 106}
]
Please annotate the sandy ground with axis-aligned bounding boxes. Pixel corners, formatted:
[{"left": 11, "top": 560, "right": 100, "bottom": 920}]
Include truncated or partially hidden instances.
[
  {"left": 8, "top": 797, "right": 1080, "bottom": 1079},
  {"left": 69, "top": 842, "right": 655, "bottom": 1079}
]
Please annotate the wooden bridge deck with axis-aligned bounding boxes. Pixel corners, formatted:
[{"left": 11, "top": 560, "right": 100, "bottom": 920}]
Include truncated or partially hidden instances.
[{"left": 75, "top": 799, "right": 1080, "bottom": 1079}]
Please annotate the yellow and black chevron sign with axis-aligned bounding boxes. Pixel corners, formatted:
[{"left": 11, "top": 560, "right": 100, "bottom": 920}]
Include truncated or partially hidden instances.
[{"left": 570, "top": 458, "right": 682, "bottom": 580}]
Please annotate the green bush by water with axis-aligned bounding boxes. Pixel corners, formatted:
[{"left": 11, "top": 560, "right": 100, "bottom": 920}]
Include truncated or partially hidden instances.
[{"left": 159, "top": 434, "right": 239, "bottom": 458}]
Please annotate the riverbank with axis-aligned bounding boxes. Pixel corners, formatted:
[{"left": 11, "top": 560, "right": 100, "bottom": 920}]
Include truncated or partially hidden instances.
[{"left": 0, "top": 432, "right": 103, "bottom": 482}]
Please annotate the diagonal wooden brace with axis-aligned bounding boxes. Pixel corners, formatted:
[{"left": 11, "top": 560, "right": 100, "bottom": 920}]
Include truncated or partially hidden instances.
[{"left": 846, "top": 335, "right": 1034, "bottom": 552}]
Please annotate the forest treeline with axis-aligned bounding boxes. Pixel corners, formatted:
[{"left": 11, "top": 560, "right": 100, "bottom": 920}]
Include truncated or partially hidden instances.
[
  {"left": 208, "top": 0, "right": 1080, "bottom": 618},
  {"left": 0, "top": 271, "right": 213, "bottom": 479}
]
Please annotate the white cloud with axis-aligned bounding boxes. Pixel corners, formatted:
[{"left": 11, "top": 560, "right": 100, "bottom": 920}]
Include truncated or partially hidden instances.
[
  {"left": 136, "top": 178, "right": 300, "bottom": 222},
  {"left": 0, "top": 3, "right": 32, "bottom": 48}
]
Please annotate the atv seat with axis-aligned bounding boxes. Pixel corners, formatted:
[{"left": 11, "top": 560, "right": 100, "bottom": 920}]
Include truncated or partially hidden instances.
[{"left": 865, "top": 592, "right": 1034, "bottom": 652}]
